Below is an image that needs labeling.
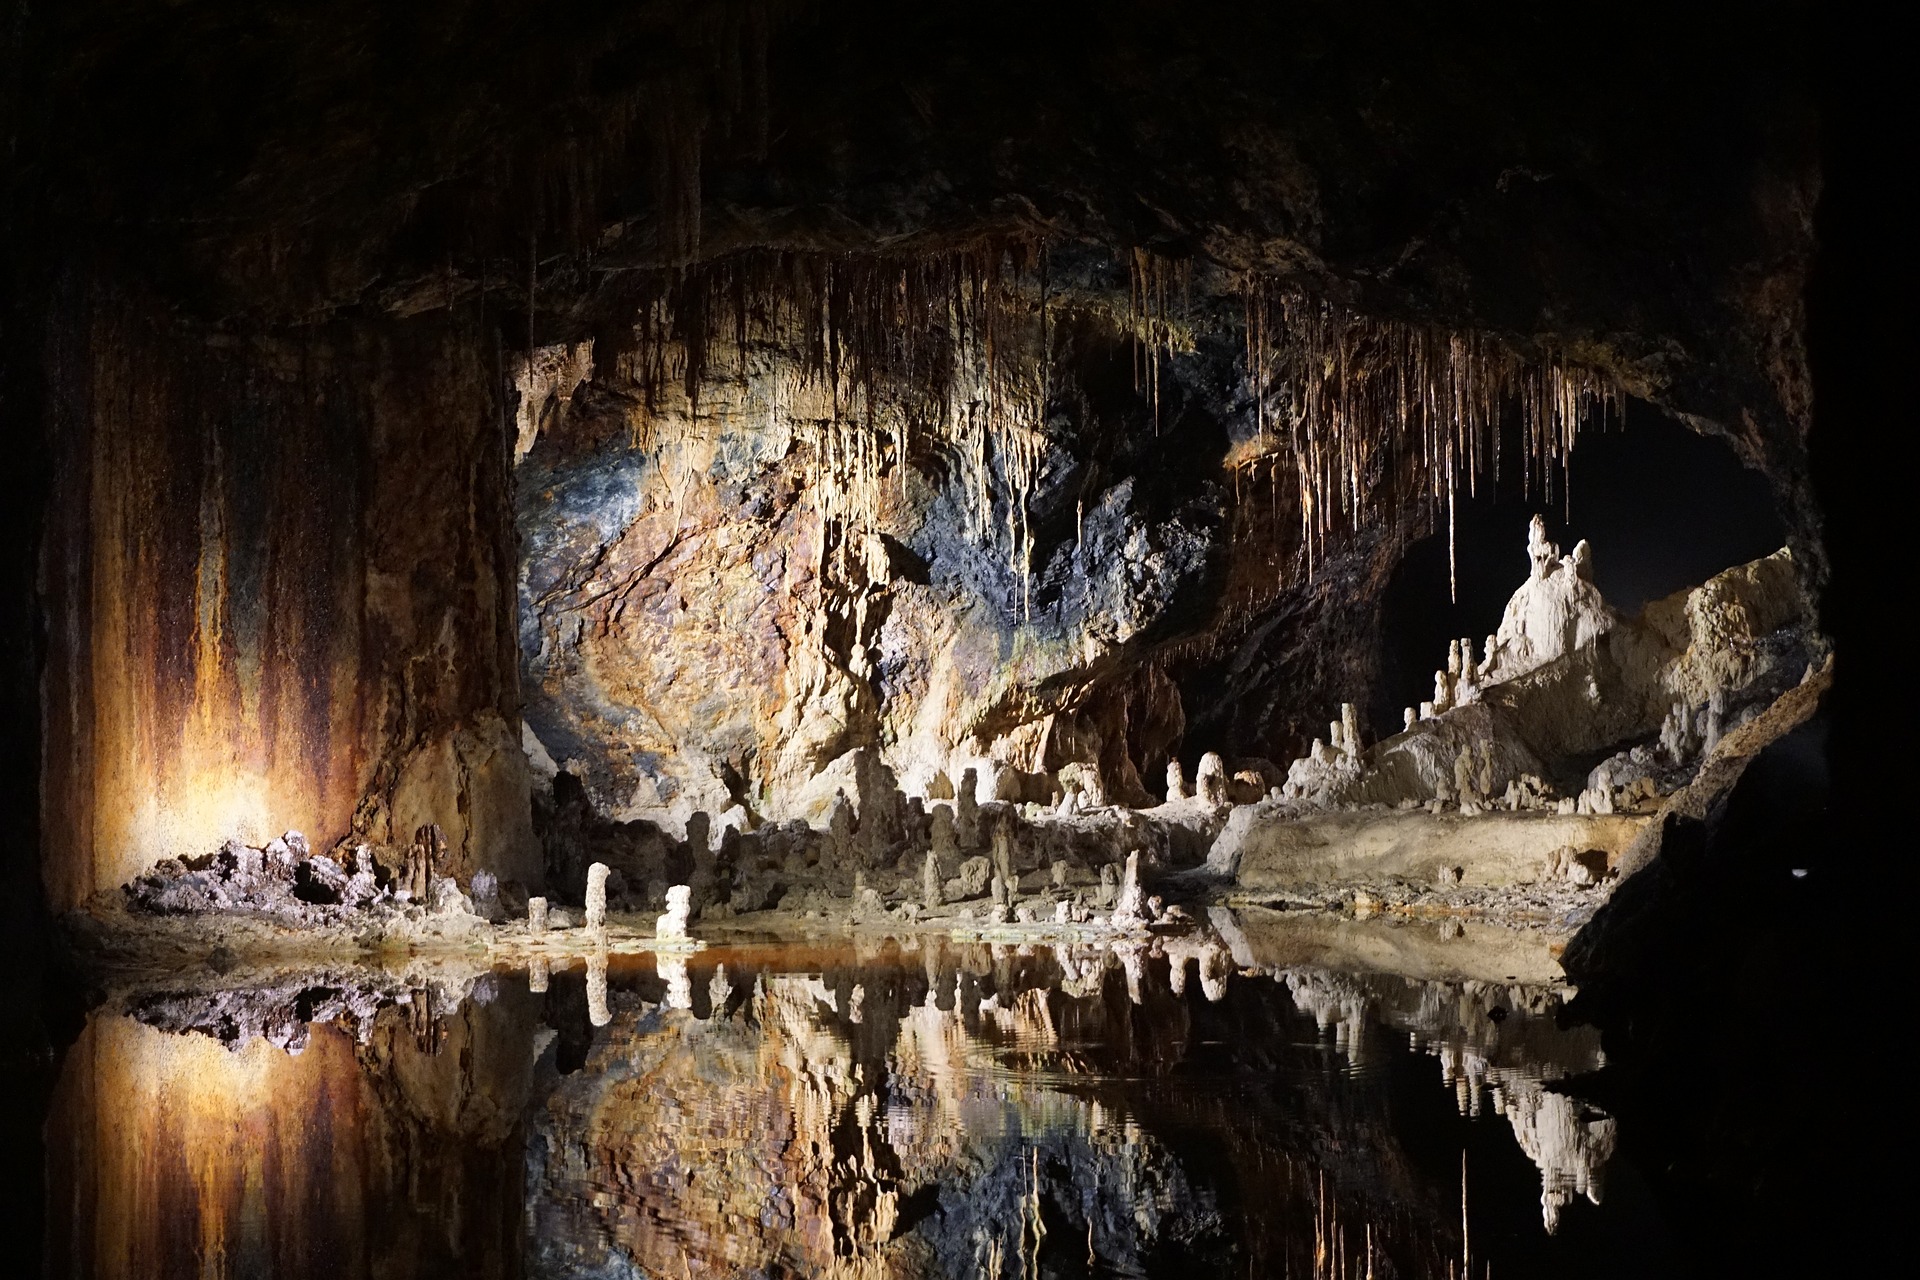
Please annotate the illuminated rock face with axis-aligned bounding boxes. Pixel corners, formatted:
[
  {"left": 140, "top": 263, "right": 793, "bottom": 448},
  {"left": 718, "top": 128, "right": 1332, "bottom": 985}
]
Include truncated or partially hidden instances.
[
  {"left": 40, "top": 295, "right": 540, "bottom": 912},
  {"left": 513, "top": 328, "right": 1223, "bottom": 833}
]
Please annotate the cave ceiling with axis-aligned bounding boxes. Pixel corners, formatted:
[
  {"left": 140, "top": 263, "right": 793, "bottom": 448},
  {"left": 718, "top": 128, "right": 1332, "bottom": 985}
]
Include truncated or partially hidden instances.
[{"left": 20, "top": 0, "right": 1816, "bottom": 499}]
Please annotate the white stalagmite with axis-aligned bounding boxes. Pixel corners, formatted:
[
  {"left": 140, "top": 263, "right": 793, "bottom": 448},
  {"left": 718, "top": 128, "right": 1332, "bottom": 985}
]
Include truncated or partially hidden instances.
[
  {"left": 1195, "top": 753, "right": 1228, "bottom": 807},
  {"left": 1165, "top": 759, "right": 1189, "bottom": 801},
  {"left": 528, "top": 896, "right": 549, "bottom": 936},
  {"left": 656, "top": 884, "right": 692, "bottom": 941},
  {"left": 584, "top": 862, "right": 610, "bottom": 930}
]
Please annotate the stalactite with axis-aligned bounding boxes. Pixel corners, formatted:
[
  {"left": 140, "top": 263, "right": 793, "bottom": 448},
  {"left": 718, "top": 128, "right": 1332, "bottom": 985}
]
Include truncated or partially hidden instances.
[{"left": 1236, "top": 281, "right": 1623, "bottom": 599}]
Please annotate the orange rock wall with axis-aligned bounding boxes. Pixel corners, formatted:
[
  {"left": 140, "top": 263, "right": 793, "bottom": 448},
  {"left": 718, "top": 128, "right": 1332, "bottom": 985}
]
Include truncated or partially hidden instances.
[{"left": 40, "top": 283, "right": 537, "bottom": 911}]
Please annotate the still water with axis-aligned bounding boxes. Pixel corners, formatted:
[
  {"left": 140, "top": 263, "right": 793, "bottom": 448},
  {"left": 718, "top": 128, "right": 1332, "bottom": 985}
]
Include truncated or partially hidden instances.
[{"left": 45, "top": 924, "right": 1677, "bottom": 1279}]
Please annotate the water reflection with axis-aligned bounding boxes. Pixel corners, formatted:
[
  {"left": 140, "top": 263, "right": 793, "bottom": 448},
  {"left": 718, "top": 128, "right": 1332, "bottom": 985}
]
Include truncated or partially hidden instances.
[{"left": 48, "top": 919, "right": 1646, "bottom": 1278}]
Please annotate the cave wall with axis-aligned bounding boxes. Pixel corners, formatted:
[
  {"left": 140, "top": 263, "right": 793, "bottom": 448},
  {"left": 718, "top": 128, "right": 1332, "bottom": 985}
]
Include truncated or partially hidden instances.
[
  {"left": 10, "top": 0, "right": 1823, "bottom": 894},
  {"left": 39, "top": 279, "right": 537, "bottom": 910},
  {"left": 509, "top": 260, "right": 1454, "bottom": 832}
]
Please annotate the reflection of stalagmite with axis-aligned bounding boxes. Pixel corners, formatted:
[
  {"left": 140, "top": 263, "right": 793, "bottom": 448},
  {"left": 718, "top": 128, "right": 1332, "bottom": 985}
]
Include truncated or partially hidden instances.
[
  {"left": 586, "top": 947, "right": 611, "bottom": 1027},
  {"left": 1114, "top": 941, "right": 1146, "bottom": 1004},
  {"left": 656, "top": 885, "right": 692, "bottom": 940},
  {"left": 708, "top": 964, "right": 733, "bottom": 1017},
  {"left": 660, "top": 954, "right": 692, "bottom": 1010},
  {"left": 585, "top": 861, "right": 609, "bottom": 930},
  {"left": 528, "top": 954, "right": 550, "bottom": 993},
  {"left": 1507, "top": 1087, "right": 1615, "bottom": 1233}
]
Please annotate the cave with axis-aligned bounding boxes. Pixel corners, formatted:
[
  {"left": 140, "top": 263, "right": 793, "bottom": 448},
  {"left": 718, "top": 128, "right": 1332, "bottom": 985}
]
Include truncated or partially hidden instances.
[{"left": 0, "top": 2, "right": 1890, "bottom": 1276}]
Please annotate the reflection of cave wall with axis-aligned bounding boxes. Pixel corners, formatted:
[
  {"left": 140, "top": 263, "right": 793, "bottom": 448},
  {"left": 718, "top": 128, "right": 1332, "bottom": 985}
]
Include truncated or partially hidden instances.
[
  {"left": 39, "top": 283, "right": 538, "bottom": 911},
  {"left": 46, "top": 993, "right": 540, "bottom": 1280}
]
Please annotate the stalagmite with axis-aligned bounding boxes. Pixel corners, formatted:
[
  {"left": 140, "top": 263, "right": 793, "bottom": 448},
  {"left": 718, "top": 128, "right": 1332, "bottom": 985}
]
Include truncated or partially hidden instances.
[
  {"left": 1110, "top": 851, "right": 1148, "bottom": 928},
  {"left": 1166, "top": 759, "right": 1189, "bottom": 801},
  {"left": 655, "top": 884, "right": 692, "bottom": 941},
  {"left": 929, "top": 803, "right": 958, "bottom": 870},
  {"left": 956, "top": 768, "right": 981, "bottom": 848},
  {"left": 1195, "top": 753, "right": 1229, "bottom": 807},
  {"left": 1341, "top": 703, "right": 1360, "bottom": 757},
  {"left": 584, "top": 862, "right": 610, "bottom": 930},
  {"left": 1404, "top": 707, "right": 1418, "bottom": 732},
  {"left": 406, "top": 823, "right": 445, "bottom": 903},
  {"left": 990, "top": 812, "right": 1016, "bottom": 891},
  {"left": 827, "top": 791, "right": 856, "bottom": 868},
  {"left": 921, "top": 848, "right": 944, "bottom": 910},
  {"left": 528, "top": 896, "right": 549, "bottom": 936}
]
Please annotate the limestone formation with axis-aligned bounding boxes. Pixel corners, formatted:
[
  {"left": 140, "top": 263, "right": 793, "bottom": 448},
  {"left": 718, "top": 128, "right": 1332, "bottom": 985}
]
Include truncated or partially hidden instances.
[
  {"left": 826, "top": 791, "right": 856, "bottom": 867},
  {"left": 1109, "top": 851, "right": 1148, "bottom": 928},
  {"left": 528, "top": 896, "right": 549, "bottom": 935},
  {"left": 584, "top": 861, "right": 610, "bottom": 930},
  {"left": 1477, "top": 518, "right": 1615, "bottom": 684},
  {"left": 656, "top": 885, "right": 692, "bottom": 941},
  {"left": 527, "top": 955, "right": 550, "bottom": 994},
  {"left": 1165, "top": 759, "right": 1188, "bottom": 801},
  {"left": 990, "top": 811, "right": 1016, "bottom": 889},
  {"left": 1195, "top": 753, "right": 1229, "bottom": 807},
  {"left": 921, "top": 849, "right": 944, "bottom": 910},
  {"left": 956, "top": 768, "right": 981, "bottom": 848},
  {"left": 929, "top": 803, "right": 958, "bottom": 870}
]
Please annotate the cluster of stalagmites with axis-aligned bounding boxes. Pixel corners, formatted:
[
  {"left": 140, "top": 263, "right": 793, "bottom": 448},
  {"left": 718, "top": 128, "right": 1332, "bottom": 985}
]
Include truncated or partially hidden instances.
[{"left": 1269, "top": 517, "right": 1810, "bottom": 823}]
